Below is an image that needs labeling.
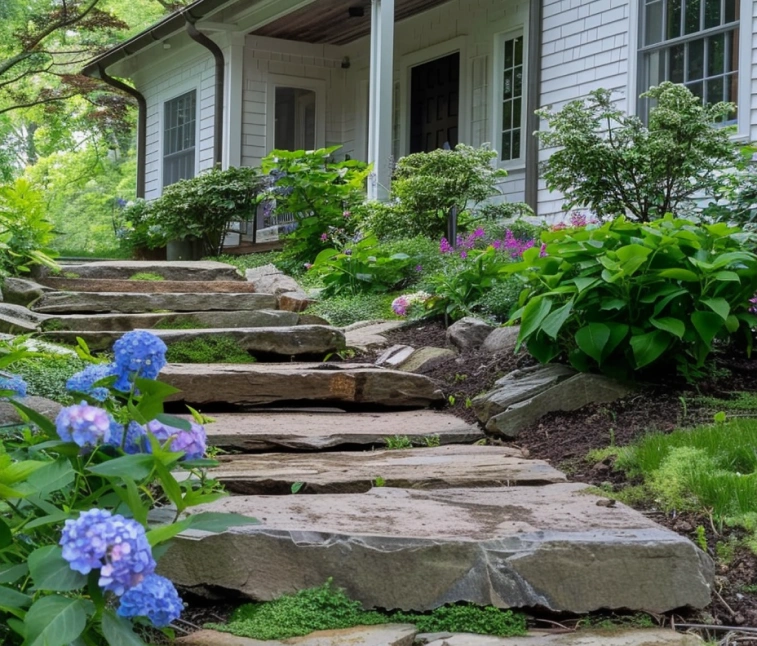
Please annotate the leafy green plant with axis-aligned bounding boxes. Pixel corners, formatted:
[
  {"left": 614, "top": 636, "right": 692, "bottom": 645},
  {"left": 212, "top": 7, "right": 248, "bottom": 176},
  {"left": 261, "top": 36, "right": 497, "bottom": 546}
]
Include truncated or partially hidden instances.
[
  {"left": 152, "top": 317, "right": 210, "bottom": 330},
  {"left": 262, "top": 146, "right": 369, "bottom": 263},
  {"left": 537, "top": 83, "right": 736, "bottom": 221},
  {"left": 506, "top": 216, "right": 757, "bottom": 379},
  {"left": 12, "top": 354, "right": 87, "bottom": 403},
  {"left": 384, "top": 435, "right": 413, "bottom": 450},
  {"left": 165, "top": 337, "right": 256, "bottom": 364},
  {"left": 119, "top": 198, "right": 167, "bottom": 254},
  {"left": 129, "top": 272, "right": 164, "bottom": 281}
]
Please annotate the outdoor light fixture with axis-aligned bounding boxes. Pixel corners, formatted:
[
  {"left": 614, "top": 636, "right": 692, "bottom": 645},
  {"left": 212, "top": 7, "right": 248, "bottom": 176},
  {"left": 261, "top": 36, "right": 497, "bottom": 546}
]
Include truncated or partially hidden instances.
[{"left": 348, "top": 6, "right": 365, "bottom": 17}]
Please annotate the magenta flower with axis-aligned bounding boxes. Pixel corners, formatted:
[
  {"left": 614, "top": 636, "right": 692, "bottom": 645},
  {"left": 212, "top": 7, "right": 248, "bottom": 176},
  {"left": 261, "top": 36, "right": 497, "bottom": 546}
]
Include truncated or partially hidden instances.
[
  {"left": 392, "top": 296, "right": 410, "bottom": 317},
  {"left": 415, "top": 264, "right": 423, "bottom": 272},
  {"left": 473, "top": 228, "right": 485, "bottom": 238},
  {"left": 343, "top": 210, "right": 351, "bottom": 218},
  {"left": 460, "top": 251, "right": 468, "bottom": 259},
  {"left": 492, "top": 240, "right": 502, "bottom": 250},
  {"left": 539, "top": 242, "right": 548, "bottom": 257},
  {"left": 440, "top": 237, "right": 453, "bottom": 253},
  {"left": 320, "top": 233, "right": 328, "bottom": 241}
]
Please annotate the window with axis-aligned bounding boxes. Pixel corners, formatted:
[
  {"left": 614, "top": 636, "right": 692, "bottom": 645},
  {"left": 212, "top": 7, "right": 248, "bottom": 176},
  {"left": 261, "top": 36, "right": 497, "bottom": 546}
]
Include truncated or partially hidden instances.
[
  {"left": 639, "top": 0, "right": 739, "bottom": 119},
  {"left": 163, "top": 90, "right": 196, "bottom": 187},
  {"left": 274, "top": 87, "right": 316, "bottom": 151},
  {"left": 500, "top": 35, "right": 523, "bottom": 162}
]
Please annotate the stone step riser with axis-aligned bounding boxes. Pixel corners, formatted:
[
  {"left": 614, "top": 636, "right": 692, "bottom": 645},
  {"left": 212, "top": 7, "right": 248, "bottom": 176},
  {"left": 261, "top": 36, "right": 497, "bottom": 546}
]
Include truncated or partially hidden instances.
[
  {"left": 35, "top": 260, "right": 244, "bottom": 282},
  {"left": 36, "top": 278, "right": 258, "bottom": 294}
]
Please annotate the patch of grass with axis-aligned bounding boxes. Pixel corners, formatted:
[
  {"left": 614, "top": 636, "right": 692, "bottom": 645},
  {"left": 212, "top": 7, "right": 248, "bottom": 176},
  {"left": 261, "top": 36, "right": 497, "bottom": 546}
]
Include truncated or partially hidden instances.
[
  {"left": 40, "top": 319, "right": 67, "bottom": 332},
  {"left": 207, "top": 580, "right": 526, "bottom": 641},
  {"left": 384, "top": 435, "right": 413, "bottom": 449},
  {"left": 129, "top": 272, "right": 164, "bottom": 281},
  {"left": 165, "top": 336, "right": 256, "bottom": 364},
  {"left": 423, "top": 435, "right": 440, "bottom": 447},
  {"left": 693, "top": 392, "right": 757, "bottom": 411},
  {"left": 585, "top": 446, "right": 621, "bottom": 464},
  {"left": 305, "top": 292, "right": 400, "bottom": 327},
  {"left": 152, "top": 317, "right": 210, "bottom": 330},
  {"left": 13, "top": 355, "right": 87, "bottom": 403}
]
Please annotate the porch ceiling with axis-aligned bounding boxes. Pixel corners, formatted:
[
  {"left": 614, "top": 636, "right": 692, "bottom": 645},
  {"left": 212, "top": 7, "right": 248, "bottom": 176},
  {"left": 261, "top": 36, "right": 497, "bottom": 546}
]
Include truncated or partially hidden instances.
[{"left": 251, "top": 0, "right": 452, "bottom": 45}]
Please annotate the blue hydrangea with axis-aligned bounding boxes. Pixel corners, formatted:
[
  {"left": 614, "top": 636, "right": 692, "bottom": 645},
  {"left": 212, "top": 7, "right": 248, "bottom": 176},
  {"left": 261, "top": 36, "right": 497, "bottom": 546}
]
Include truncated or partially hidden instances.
[
  {"left": 107, "top": 421, "right": 149, "bottom": 455},
  {"left": 56, "top": 402, "right": 114, "bottom": 448},
  {"left": 117, "top": 574, "right": 183, "bottom": 627},
  {"left": 66, "top": 363, "right": 117, "bottom": 401},
  {"left": 146, "top": 420, "right": 206, "bottom": 460},
  {"left": 59, "top": 509, "right": 156, "bottom": 596},
  {"left": 112, "top": 331, "right": 167, "bottom": 391},
  {"left": 0, "top": 373, "right": 27, "bottom": 399}
]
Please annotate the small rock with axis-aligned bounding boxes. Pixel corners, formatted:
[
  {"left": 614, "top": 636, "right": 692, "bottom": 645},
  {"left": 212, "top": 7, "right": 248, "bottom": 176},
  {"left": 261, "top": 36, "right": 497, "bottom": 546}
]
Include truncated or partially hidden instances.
[
  {"left": 482, "top": 326, "right": 520, "bottom": 354},
  {"left": 446, "top": 317, "right": 494, "bottom": 351},
  {"left": 2, "top": 277, "right": 50, "bottom": 307},
  {"left": 245, "top": 265, "right": 301, "bottom": 296},
  {"left": 674, "top": 520, "right": 693, "bottom": 533},
  {"left": 278, "top": 291, "right": 315, "bottom": 312},
  {"left": 591, "top": 462, "right": 610, "bottom": 475},
  {"left": 398, "top": 347, "right": 457, "bottom": 374},
  {"left": 376, "top": 345, "right": 415, "bottom": 367}
]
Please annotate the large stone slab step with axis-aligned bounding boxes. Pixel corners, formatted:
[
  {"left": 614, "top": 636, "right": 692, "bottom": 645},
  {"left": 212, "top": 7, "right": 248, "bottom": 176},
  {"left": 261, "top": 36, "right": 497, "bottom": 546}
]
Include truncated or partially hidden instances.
[
  {"left": 178, "top": 625, "right": 418, "bottom": 646},
  {"left": 37, "top": 278, "right": 258, "bottom": 293},
  {"left": 203, "top": 410, "right": 483, "bottom": 451},
  {"left": 160, "top": 484, "right": 713, "bottom": 614},
  {"left": 36, "top": 260, "right": 243, "bottom": 281},
  {"left": 40, "top": 309, "right": 299, "bottom": 332},
  {"left": 212, "top": 445, "right": 566, "bottom": 494},
  {"left": 161, "top": 363, "right": 444, "bottom": 408},
  {"left": 0, "top": 303, "right": 50, "bottom": 334},
  {"left": 47, "top": 326, "right": 345, "bottom": 355},
  {"left": 31, "top": 291, "right": 277, "bottom": 314}
]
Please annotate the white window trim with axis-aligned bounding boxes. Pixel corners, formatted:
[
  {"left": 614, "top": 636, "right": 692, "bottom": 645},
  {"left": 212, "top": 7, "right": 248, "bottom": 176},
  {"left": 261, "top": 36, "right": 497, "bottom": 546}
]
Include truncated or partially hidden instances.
[
  {"left": 631, "top": 0, "right": 750, "bottom": 140},
  {"left": 158, "top": 83, "right": 201, "bottom": 194},
  {"left": 491, "top": 26, "right": 528, "bottom": 171},
  {"left": 398, "top": 36, "right": 468, "bottom": 158},
  {"left": 265, "top": 74, "right": 326, "bottom": 153}
]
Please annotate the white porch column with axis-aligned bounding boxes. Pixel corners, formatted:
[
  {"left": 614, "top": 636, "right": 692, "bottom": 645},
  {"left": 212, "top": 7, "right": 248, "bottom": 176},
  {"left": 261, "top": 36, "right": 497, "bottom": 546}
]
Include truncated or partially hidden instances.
[
  {"left": 223, "top": 33, "right": 245, "bottom": 169},
  {"left": 367, "top": 0, "right": 394, "bottom": 201}
]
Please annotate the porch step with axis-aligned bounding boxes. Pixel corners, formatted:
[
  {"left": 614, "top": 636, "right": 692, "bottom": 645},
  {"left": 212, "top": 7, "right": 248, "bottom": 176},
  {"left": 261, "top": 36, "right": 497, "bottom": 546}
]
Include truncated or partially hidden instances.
[
  {"left": 160, "top": 483, "right": 713, "bottom": 614},
  {"left": 161, "top": 363, "right": 444, "bottom": 408},
  {"left": 202, "top": 410, "right": 483, "bottom": 451},
  {"left": 36, "top": 278, "right": 258, "bottom": 294},
  {"left": 36, "top": 260, "right": 244, "bottom": 282},
  {"left": 211, "top": 444, "right": 566, "bottom": 494},
  {"left": 30, "top": 291, "right": 277, "bottom": 314},
  {"left": 46, "top": 326, "right": 345, "bottom": 355}
]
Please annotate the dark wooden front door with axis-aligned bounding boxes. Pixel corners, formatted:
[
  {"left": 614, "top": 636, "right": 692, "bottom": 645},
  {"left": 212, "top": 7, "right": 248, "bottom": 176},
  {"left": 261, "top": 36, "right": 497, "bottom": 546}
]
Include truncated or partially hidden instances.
[{"left": 410, "top": 52, "right": 460, "bottom": 154}]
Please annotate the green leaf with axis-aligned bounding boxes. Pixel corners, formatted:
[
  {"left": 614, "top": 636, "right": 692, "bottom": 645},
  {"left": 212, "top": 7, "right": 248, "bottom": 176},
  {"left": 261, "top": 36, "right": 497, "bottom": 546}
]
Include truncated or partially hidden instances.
[
  {"left": 87, "top": 454, "right": 155, "bottom": 480},
  {"left": 0, "top": 517, "right": 10, "bottom": 549},
  {"left": 575, "top": 323, "right": 610, "bottom": 364},
  {"left": 714, "top": 270, "right": 740, "bottom": 282},
  {"left": 24, "top": 596, "right": 89, "bottom": 646},
  {"left": 650, "top": 317, "right": 686, "bottom": 340},
  {"left": 102, "top": 609, "right": 147, "bottom": 646},
  {"left": 600, "top": 298, "right": 626, "bottom": 311},
  {"left": 524, "top": 333, "right": 561, "bottom": 363},
  {"left": 603, "top": 323, "right": 629, "bottom": 359},
  {"left": 0, "top": 584, "right": 32, "bottom": 609},
  {"left": 658, "top": 268, "right": 700, "bottom": 282},
  {"left": 572, "top": 277, "right": 599, "bottom": 293},
  {"left": 629, "top": 330, "right": 670, "bottom": 369},
  {"left": 692, "top": 310, "right": 724, "bottom": 346},
  {"left": 26, "top": 458, "right": 75, "bottom": 497},
  {"left": 615, "top": 244, "right": 652, "bottom": 263},
  {"left": 291, "top": 481, "right": 304, "bottom": 494},
  {"left": 540, "top": 301, "right": 573, "bottom": 339},
  {"left": 28, "top": 545, "right": 87, "bottom": 592},
  {"left": 8, "top": 401, "right": 56, "bottom": 437},
  {"left": 0, "top": 563, "right": 28, "bottom": 585},
  {"left": 185, "top": 511, "right": 259, "bottom": 533},
  {"left": 725, "top": 314, "right": 740, "bottom": 333},
  {"left": 154, "top": 414, "right": 192, "bottom": 432},
  {"left": 517, "top": 296, "right": 553, "bottom": 345},
  {"left": 25, "top": 510, "right": 71, "bottom": 530},
  {"left": 154, "top": 462, "right": 185, "bottom": 512},
  {"left": 132, "top": 378, "right": 180, "bottom": 399},
  {"left": 701, "top": 297, "right": 730, "bottom": 321}
]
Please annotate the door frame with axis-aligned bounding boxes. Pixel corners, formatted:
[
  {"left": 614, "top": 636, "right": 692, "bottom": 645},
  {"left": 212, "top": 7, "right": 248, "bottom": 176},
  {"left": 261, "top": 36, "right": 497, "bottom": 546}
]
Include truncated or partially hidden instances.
[
  {"left": 265, "top": 74, "right": 326, "bottom": 153},
  {"left": 398, "top": 36, "right": 468, "bottom": 158}
]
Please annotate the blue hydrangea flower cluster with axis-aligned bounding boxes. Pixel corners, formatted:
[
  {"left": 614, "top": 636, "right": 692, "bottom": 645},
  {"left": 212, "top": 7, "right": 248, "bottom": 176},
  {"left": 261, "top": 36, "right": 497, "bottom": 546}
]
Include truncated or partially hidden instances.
[
  {"left": 66, "top": 364, "right": 116, "bottom": 401},
  {"left": 112, "top": 330, "right": 167, "bottom": 391},
  {"left": 59, "top": 509, "right": 156, "bottom": 596},
  {"left": 146, "top": 420, "right": 207, "bottom": 460},
  {"left": 108, "top": 421, "right": 150, "bottom": 455},
  {"left": 0, "top": 373, "right": 27, "bottom": 399},
  {"left": 117, "top": 574, "right": 184, "bottom": 627},
  {"left": 56, "top": 402, "right": 114, "bottom": 448}
]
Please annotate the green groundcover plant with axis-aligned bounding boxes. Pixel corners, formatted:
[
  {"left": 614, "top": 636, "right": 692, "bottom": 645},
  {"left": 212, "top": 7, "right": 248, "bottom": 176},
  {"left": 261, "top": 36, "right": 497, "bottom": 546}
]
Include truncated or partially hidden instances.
[
  {"left": 505, "top": 215, "right": 757, "bottom": 380},
  {"left": 0, "top": 331, "right": 256, "bottom": 646}
]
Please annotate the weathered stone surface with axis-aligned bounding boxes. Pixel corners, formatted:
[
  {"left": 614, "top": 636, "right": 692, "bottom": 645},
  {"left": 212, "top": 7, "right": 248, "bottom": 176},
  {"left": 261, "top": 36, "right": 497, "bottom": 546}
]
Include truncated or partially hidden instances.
[
  {"left": 2, "top": 277, "right": 50, "bottom": 307},
  {"left": 31, "top": 291, "right": 278, "bottom": 314},
  {"left": 47, "top": 326, "right": 345, "bottom": 354},
  {"left": 375, "top": 345, "right": 415, "bottom": 368},
  {"left": 486, "top": 373, "right": 633, "bottom": 438},
  {"left": 40, "top": 309, "right": 298, "bottom": 332},
  {"left": 482, "top": 327, "right": 520, "bottom": 355},
  {"left": 212, "top": 445, "right": 564, "bottom": 494},
  {"left": 397, "top": 347, "right": 456, "bottom": 374},
  {"left": 345, "top": 321, "right": 406, "bottom": 351},
  {"left": 0, "top": 396, "right": 62, "bottom": 427},
  {"left": 161, "top": 484, "right": 713, "bottom": 613},
  {"left": 246, "top": 265, "right": 301, "bottom": 296},
  {"left": 422, "top": 630, "right": 703, "bottom": 646},
  {"left": 446, "top": 317, "right": 494, "bottom": 351},
  {"left": 161, "top": 363, "right": 444, "bottom": 408},
  {"left": 37, "top": 260, "right": 243, "bottom": 281},
  {"left": 472, "top": 365, "right": 575, "bottom": 423},
  {"left": 204, "top": 410, "right": 484, "bottom": 451},
  {"left": 278, "top": 291, "right": 315, "bottom": 313},
  {"left": 37, "top": 278, "right": 258, "bottom": 293},
  {"left": 177, "top": 625, "right": 418, "bottom": 646},
  {"left": 0, "top": 303, "right": 49, "bottom": 333},
  {"left": 298, "top": 313, "right": 330, "bottom": 326}
]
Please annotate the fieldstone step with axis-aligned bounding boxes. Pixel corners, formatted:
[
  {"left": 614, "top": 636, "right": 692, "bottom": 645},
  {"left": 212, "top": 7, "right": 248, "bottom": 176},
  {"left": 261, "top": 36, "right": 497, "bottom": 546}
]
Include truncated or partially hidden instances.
[
  {"left": 37, "top": 278, "right": 258, "bottom": 293},
  {"left": 40, "top": 309, "right": 299, "bottom": 332},
  {"left": 31, "top": 291, "right": 277, "bottom": 314},
  {"left": 37, "top": 260, "right": 244, "bottom": 281},
  {"left": 161, "top": 363, "right": 444, "bottom": 408},
  {"left": 203, "top": 410, "right": 483, "bottom": 451},
  {"left": 160, "top": 484, "right": 713, "bottom": 614},
  {"left": 178, "top": 625, "right": 418, "bottom": 646},
  {"left": 48, "top": 326, "right": 345, "bottom": 354},
  {"left": 0, "top": 303, "right": 50, "bottom": 334},
  {"left": 344, "top": 321, "right": 407, "bottom": 351},
  {"left": 212, "top": 445, "right": 566, "bottom": 494}
]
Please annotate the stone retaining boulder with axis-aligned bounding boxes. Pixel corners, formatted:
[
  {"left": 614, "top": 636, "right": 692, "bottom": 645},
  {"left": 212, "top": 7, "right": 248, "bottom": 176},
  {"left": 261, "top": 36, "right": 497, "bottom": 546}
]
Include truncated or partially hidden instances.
[
  {"left": 245, "top": 265, "right": 301, "bottom": 296},
  {"left": 2, "top": 278, "right": 50, "bottom": 307},
  {"left": 446, "top": 317, "right": 494, "bottom": 351}
]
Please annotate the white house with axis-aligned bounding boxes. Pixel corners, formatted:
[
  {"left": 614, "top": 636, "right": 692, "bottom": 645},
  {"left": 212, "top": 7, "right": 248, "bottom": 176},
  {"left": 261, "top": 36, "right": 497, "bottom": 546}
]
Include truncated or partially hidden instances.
[{"left": 83, "top": 0, "right": 753, "bottom": 218}]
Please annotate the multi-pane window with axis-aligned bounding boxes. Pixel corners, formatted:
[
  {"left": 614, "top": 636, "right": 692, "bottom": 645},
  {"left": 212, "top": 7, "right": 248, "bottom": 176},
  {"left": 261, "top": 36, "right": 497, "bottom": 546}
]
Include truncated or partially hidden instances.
[
  {"left": 274, "top": 87, "right": 316, "bottom": 151},
  {"left": 501, "top": 36, "right": 523, "bottom": 162},
  {"left": 163, "top": 90, "right": 196, "bottom": 187},
  {"left": 640, "top": 0, "right": 739, "bottom": 119}
]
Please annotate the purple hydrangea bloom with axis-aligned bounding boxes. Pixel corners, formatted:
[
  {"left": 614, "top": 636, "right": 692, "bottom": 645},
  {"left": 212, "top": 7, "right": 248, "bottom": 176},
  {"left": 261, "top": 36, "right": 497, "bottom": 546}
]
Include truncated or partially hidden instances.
[
  {"left": 391, "top": 296, "right": 410, "bottom": 317},
  {"left": 59, "top": 509, "right": 156, "bottom": 596},
  {"left": 117, "top": 574, "right": 183, "bottom": 627},
  {"left": 108, "top": 421, "right": 149, "bottom": 455},
  {"left": 0, "top": 374, "right": 27, "bottom": 398},
  {"left": 56, "top": 402, "right": 114, "bottom": 448},
  {"left": 112, "top": 331, "right": 167, "bottom": 391},
  {"left": 146, "top": 420, "right": 207, "bottom": 460},
  {"left": 66, "top": 363, "right": 117, "bottom": 401}
]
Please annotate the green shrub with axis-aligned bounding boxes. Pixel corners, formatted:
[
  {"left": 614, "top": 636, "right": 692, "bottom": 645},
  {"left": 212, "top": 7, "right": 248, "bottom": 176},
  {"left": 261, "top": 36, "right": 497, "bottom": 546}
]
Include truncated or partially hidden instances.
[
  {"left": 537, "top": 83, "right": 736, "bottom": 221},
  {"left": 12, "top": 355, "right": 86, "bottom": 403},
  {"left": 305, "top": 293, "right": 399, "bottom": 327},
  {"left": 165, "top": 337, "right": 256, "bottom": 364},
  {"left": 477, "top": 276, "right": 524, "bottom": 323},
  {"left": 505, "top": 215, "right": 757, "bottom": 380},
  {"left": 119, "top": 198, "right": 166, "bottom": 253}
]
